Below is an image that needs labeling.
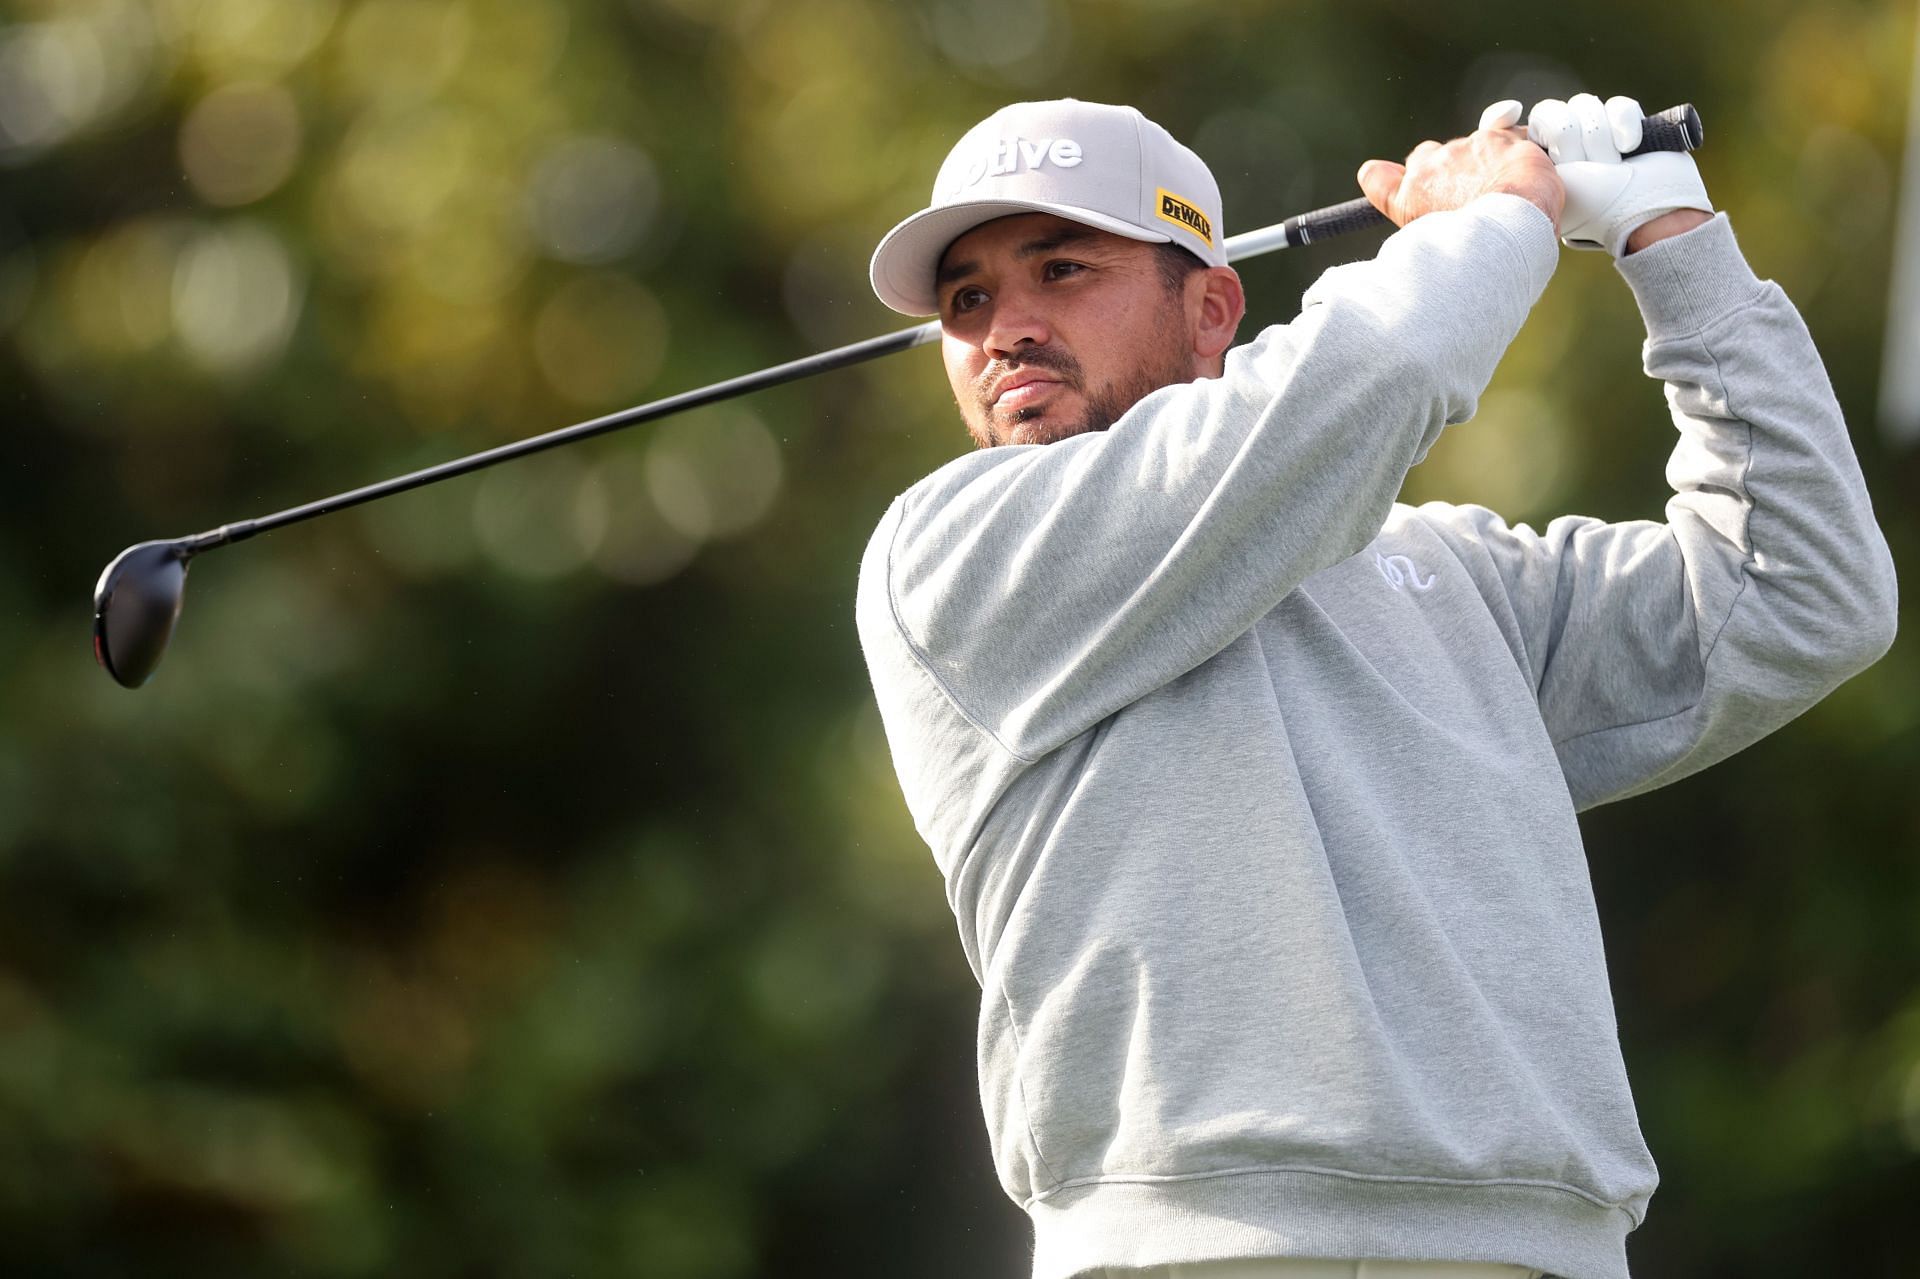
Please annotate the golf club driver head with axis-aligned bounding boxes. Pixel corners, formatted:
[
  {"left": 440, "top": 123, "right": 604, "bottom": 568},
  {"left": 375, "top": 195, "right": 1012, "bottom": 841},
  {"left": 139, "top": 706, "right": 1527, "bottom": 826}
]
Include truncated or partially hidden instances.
[{"left": 93, "top": 540, "right": 193, "bottom": 688}]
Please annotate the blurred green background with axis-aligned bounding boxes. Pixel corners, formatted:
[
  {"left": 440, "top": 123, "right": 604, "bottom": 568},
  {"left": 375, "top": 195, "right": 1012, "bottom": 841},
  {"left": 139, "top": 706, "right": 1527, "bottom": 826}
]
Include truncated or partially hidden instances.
[{"left": 3, "top": 0, "right": 1917, "bottom": 1274}]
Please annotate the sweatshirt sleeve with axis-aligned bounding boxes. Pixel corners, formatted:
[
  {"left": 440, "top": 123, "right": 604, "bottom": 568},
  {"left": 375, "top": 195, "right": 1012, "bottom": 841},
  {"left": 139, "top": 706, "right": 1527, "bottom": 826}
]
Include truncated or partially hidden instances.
[
  {"left": 868, "top": 193, "right": 1559, "bottom": 764},
  {"left": 1418, "top": 213, "right": 1898, "bottom": 812}
]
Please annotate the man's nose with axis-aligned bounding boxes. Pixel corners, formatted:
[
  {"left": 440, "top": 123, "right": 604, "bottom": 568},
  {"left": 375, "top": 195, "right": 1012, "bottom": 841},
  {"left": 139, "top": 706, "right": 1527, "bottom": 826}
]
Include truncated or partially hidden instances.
[{"left": 984, "top": 289, "right": 1051, "bottom": 359}]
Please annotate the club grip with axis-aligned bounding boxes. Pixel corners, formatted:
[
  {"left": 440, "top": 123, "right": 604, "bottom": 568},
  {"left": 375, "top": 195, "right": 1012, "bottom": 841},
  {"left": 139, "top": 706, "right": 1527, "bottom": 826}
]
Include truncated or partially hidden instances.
[
  {"left": 1626, "top": 103, "right": 1703, "bottom": 156},
  {"left": 1283, "top": 198, "right": 1392, "bottom": 246}
]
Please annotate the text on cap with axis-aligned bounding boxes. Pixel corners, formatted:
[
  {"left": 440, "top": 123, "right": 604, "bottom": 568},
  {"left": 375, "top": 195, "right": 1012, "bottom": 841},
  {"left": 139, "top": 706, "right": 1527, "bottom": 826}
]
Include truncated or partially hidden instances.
[{"left": 963, "top": 136, "right": 1085, "bottom": 187}]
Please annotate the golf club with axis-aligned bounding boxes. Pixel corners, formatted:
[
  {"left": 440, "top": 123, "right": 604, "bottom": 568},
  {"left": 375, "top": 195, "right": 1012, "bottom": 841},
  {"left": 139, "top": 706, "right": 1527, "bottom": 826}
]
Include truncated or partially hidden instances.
[{"left": 93, "top": 104, "right": 1703, "bottom": 689}]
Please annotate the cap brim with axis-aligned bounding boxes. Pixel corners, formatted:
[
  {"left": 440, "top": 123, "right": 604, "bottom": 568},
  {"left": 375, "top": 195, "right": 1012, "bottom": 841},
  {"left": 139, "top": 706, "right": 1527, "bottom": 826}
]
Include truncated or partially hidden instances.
[{"left": 869, "top": 199, "right": 1173, "bottom": 317}]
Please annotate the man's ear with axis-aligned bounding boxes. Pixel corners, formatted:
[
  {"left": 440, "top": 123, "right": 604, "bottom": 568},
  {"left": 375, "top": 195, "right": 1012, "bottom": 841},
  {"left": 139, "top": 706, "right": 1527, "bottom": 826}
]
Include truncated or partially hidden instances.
[{"left": 1190, "top": 266, "right": 1245, "bottom": 373}]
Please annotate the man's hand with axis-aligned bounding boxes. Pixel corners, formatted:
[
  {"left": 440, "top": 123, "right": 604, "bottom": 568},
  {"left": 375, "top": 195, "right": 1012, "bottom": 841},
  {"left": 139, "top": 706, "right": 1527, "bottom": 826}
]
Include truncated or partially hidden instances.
[
  {"left": 1356, "top": 99, "right": 1565, "bottom": 230},
  {"left": 1528, "top": 93, "right": 1713, "bottom": 257}
]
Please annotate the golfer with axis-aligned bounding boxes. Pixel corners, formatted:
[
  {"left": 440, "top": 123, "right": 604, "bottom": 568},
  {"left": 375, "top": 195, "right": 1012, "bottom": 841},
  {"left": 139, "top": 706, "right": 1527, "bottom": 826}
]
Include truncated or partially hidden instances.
[{"left": 855, "top": 95, "right": 1896, "bottom": 1279}]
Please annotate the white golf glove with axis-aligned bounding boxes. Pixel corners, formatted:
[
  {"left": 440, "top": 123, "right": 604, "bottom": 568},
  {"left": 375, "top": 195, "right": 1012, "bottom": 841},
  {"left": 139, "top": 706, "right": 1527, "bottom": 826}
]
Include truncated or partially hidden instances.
[{"left": 1526, "top": 93, "right": 1711, "bottom": 257}]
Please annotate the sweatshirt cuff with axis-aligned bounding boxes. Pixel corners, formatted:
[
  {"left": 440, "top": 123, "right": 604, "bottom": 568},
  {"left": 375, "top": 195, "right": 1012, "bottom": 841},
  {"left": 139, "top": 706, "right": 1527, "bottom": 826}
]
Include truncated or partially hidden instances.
[
  {"left": 1613, "top": 213, "right": 1767, "bottom": 340},
  {"left": 1462, "top": 192, "right": 1560, "bottom": 304}
]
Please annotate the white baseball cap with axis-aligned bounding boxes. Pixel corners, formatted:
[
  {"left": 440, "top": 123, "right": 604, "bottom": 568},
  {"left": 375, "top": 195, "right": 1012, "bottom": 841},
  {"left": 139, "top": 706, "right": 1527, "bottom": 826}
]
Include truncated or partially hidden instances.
[{"left": 869, "top": 99, "right": 1226, "bottom": 316}]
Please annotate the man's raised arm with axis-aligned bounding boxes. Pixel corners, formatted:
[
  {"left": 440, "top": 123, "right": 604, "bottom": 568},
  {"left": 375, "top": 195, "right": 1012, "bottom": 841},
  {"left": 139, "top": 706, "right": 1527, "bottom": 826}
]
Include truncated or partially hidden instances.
[{"left": 1418, "top": 95, "right": 1898, "bottom": 809}]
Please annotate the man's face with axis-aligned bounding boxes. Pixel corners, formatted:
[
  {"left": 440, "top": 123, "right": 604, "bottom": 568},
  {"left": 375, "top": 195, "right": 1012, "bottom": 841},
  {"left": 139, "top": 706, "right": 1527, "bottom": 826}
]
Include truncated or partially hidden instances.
[{"left": 935, "top": 213, "right": 1200, "bottom": 448}]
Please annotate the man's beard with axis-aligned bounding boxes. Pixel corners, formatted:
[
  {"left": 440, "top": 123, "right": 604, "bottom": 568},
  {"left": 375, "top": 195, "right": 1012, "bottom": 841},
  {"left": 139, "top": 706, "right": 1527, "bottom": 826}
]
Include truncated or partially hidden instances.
[
  {"left": 1005, "top": 379, "right": 1148, "bottom": 447},
  {"left": 967, "top": 319, "right": 1195, "bottom": 449}
]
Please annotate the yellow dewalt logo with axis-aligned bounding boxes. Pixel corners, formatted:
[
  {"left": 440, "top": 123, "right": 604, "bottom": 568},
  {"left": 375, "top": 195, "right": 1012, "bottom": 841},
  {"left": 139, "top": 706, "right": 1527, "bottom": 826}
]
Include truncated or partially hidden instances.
[{"left": 1155, "top": 188, "right": 1213, "bottom": 247}]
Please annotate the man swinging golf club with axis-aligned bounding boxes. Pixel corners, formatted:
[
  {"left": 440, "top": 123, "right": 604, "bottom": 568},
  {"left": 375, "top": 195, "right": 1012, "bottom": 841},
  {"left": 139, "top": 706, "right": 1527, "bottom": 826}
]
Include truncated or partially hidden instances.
[{"left": 855, "top": 94, "right": 1897, "bottom": 1279}]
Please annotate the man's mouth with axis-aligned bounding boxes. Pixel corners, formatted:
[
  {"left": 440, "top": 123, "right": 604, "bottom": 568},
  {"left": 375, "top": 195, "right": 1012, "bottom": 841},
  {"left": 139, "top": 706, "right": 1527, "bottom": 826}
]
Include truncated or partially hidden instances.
[
  {"left": 993, "top": 375, "right": 1062, "bottom": 411},
  {"left": 977, "top": 349, "right": 1083, "bottom": 425}
]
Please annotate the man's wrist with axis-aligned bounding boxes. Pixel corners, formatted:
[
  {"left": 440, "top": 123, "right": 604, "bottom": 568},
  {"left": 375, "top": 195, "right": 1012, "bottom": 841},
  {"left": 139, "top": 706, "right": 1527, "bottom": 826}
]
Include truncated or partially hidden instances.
[{"left": 1624, "top": 208, "right": 1713, "bottom": 255}]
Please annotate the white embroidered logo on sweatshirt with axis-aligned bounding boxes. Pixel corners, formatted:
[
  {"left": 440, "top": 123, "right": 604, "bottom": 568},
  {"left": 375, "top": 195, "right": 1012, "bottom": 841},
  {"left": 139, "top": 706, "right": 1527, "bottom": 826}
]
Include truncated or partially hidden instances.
[{"left": 1375, "top": 552, "right": 1436, "bottom": 593}]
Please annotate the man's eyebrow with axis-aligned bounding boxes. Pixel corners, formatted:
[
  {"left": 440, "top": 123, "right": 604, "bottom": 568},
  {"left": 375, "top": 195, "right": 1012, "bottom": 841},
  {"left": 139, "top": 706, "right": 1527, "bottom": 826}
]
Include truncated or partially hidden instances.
[
  {"left": 1013, "top": 227, "right": 1101, "bottom": 259},
  {"left": 935, "top": 257, "right": 979, "bottom": 288},
  {"left": 934, "top": 227, "right": 1105, "bottom": 289}
]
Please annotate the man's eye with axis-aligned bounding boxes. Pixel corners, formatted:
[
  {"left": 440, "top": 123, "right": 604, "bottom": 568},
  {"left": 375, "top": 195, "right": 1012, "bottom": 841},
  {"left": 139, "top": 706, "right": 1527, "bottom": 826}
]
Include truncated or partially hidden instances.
[
  {"left": 1043, "top": 260, "right": 1085, "bottom": 280},
  {"left": 950, "top": 286, "right": 988, "bottom": 313}
]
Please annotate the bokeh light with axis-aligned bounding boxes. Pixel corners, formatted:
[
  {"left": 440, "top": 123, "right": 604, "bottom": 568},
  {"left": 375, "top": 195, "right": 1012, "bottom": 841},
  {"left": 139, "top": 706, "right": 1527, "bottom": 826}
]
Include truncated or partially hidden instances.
[
  {"left": 0, "top": 22, "right": 105, "bottom": 158},
  {"left": 179, "top": 80, "right": 304, "bottom": 207},
  {"left": 525, "top": 136, "right": 660, "bottom": 266},
  {"left": 405, "top": 184, "right": 532, "bottom": 305},
  {"left": 67, "top": 219, "right": 181, "bottom": 356},
  {"left": 0, "top": 2, "right": 157, "bottom": 161},
  {"left": 589, "top": 449, "right": 700, "bottom": 586},
  {"left": 332, "top": 108, "right": 474, "bottom": 238},
  {"left": 161, "top": 0, "right": 339, "bottom": 78},
  {"left": 643, "top": 408, "right": 783, "bottom": 542},
  {"left": 353, "top": 287, "right": 517, "bottom": 426},
  {"left": 171, "top": 220, "right": 304, "bottom": 372},
  {"left": 471, "top": 449, "right": 607, "bottom": 580},
  {"left": 334, "top": 0, "right": 470, "bottom": 105},
  {"left": 461, "top": 0, "right": 569, "bottom": 91},
  {"left": 532, "top": 272, "right": 669, "bottom": 407}
]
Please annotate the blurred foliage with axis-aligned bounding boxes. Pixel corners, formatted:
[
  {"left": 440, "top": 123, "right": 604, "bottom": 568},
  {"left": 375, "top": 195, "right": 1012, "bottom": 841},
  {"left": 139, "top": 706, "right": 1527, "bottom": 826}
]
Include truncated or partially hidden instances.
[{"left": 1, "top": 0, "right": 1917, "bottom": 1274}]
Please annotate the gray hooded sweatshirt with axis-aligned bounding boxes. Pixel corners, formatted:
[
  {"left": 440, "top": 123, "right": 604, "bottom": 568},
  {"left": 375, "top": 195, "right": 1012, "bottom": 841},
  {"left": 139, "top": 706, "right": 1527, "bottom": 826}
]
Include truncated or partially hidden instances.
[{"left": 853, "top": 194, "right": 1897, "bottom": 1279}]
